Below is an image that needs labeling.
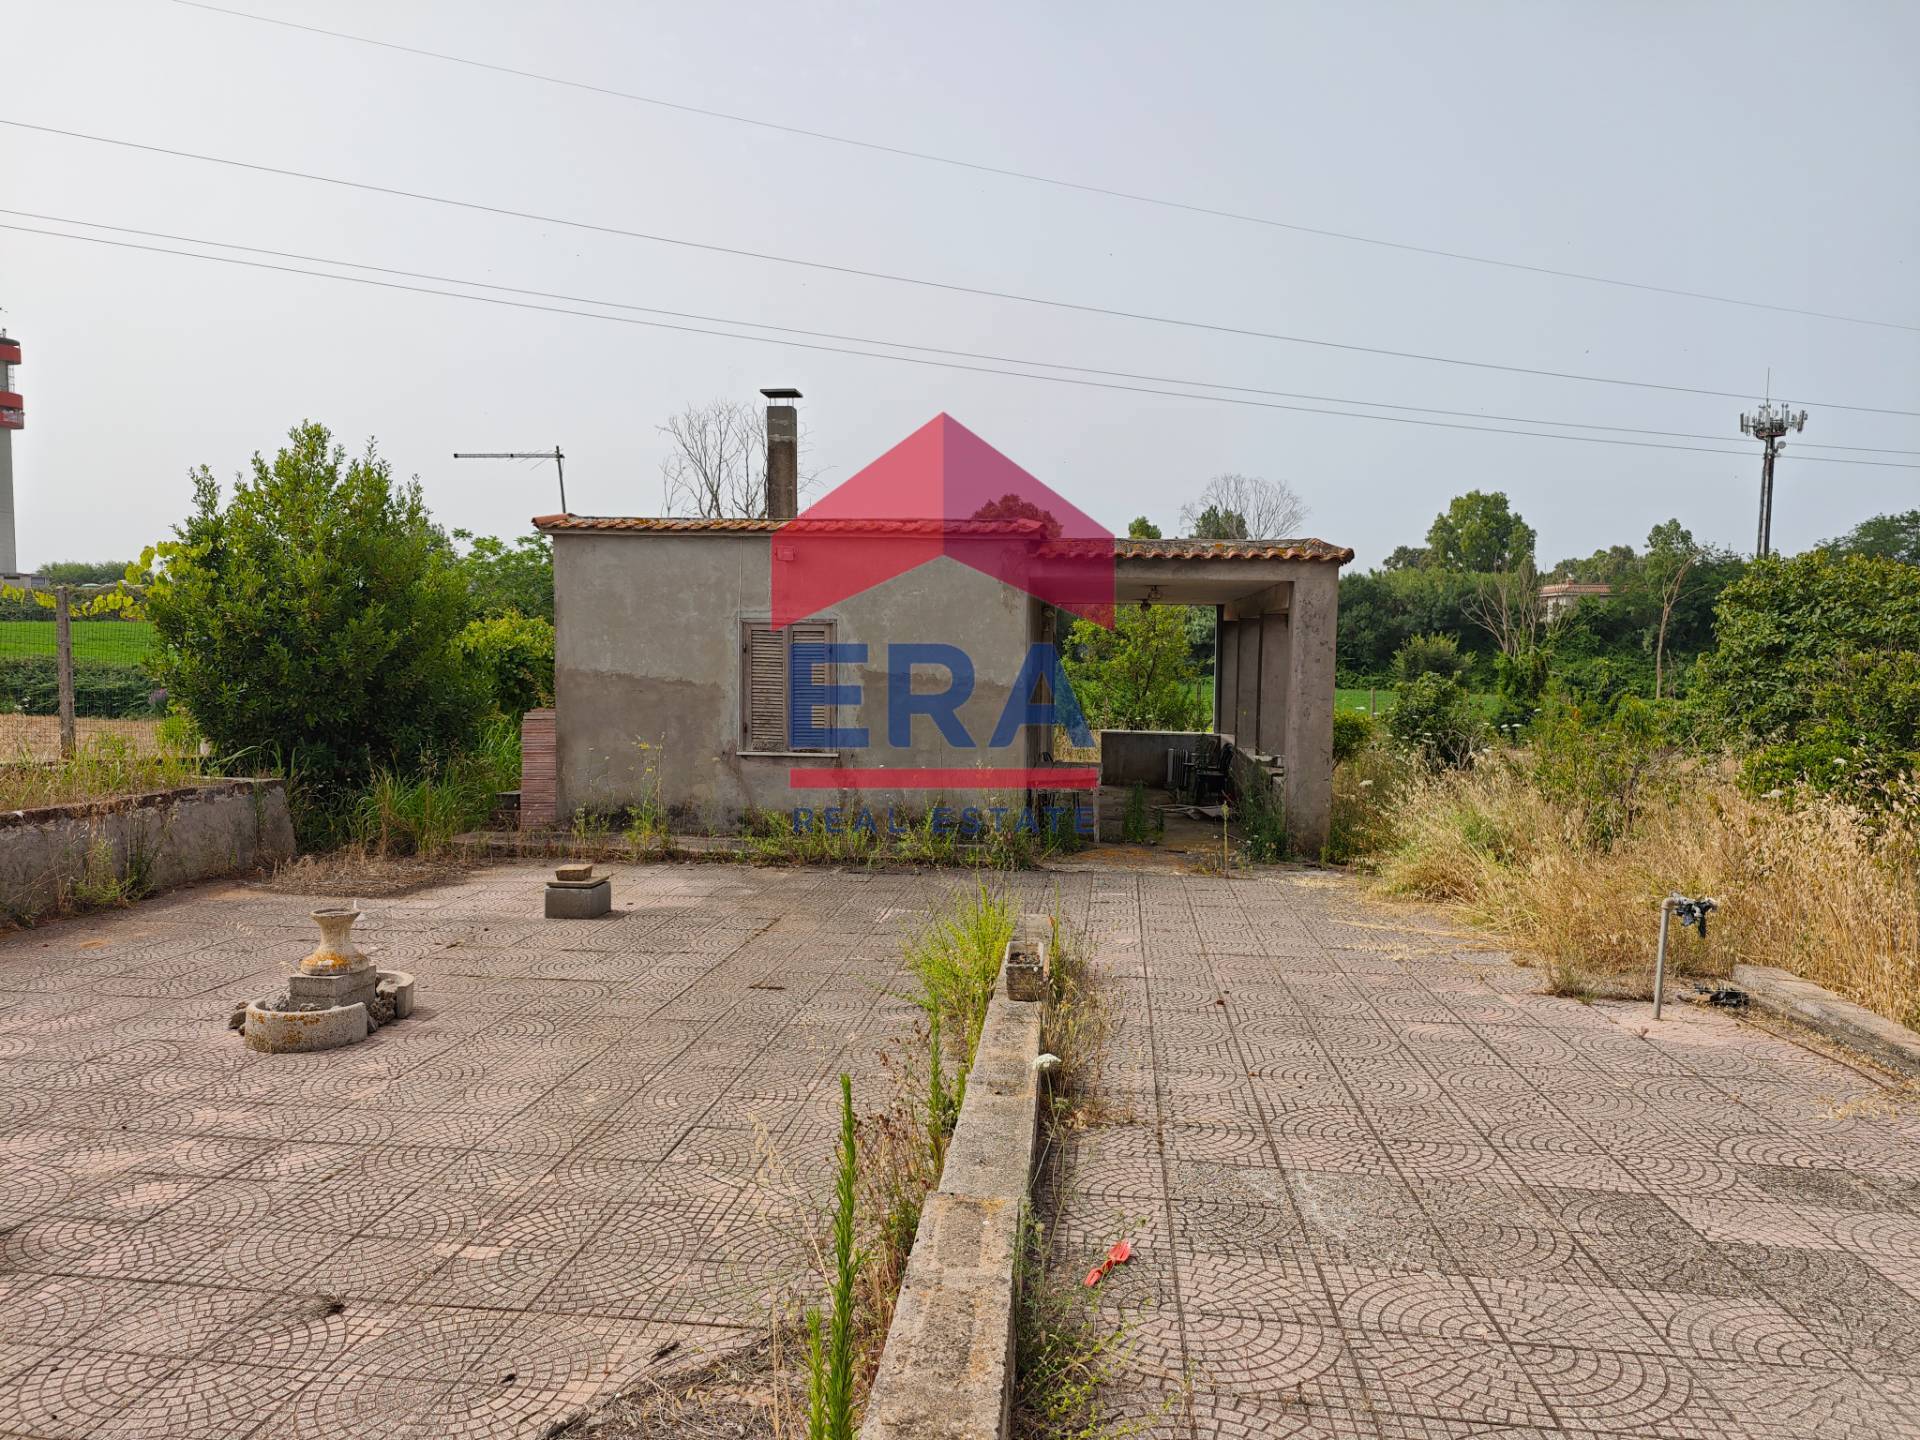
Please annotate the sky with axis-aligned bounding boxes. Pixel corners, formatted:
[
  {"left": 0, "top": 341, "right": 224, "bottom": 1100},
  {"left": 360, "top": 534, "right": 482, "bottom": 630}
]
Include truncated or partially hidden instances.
[{"left": 2, "top": 0, "right": 1916, "bottom": 572}]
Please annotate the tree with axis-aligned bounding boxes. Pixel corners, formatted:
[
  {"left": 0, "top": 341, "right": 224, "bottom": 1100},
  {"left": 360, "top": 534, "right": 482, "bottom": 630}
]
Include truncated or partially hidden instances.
[
  {"left": 1640, "top": 520, "right": 1702, "bottom": 700},
  {"left": 1819, "top": 509, "right": 1920, "bottom": 565},
  {"left": 457, "top": 612, "right": 554, "bottom": 715},
  {"left": 1381, "top": 544, "right": 1428, "bottom": 571},
  {"left": 35, "top": 560, "right": 133, "bottom": 585},
  {"left": 1187, "top": 504, "right": 1247, "bottom": 540},
  {"left": 1464, "top": 558, "right": 1546, "bottom": 660},
  {"left": 659, "top": 398, "right": 811, "bottom": 518},
  {"left": 141, "top": 421, "right": 482, "bottom": 780},
  {"left": 1127, "top": 516, "right": 1162, "bottom": 540},
  {"left": 1179, "top": 473, "right": 1308, "bottom": 539},
  {"left": 1425, "top": 491, "right": 1535, "bottom": 572},
  {"left": 1694, "top": 550, "right": 1920, "bottom": 797},
  {"left": 1391, "top": 633, "right": 1470, "bottom": 685},
  {"left": 453, "top": 530, "right": 553, "bottom": 622},
  {"left": 1062, "top": 607, "right": 1208, "bottom": 731}
]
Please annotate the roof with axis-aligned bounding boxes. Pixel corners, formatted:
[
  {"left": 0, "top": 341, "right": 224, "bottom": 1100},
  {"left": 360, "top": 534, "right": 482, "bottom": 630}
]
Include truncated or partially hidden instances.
[
  {"left": 532, "top": 515, "right": 1352, "bottom": 563},
  {"left": 532, "top": 514, "right": 1048, "bottom": 537},
  {"left": 1538, "top": 581, "right": 1613, "bottom": 596},
  {"left": 1116, "top": 537, "right": 1354, "bottom": 564}
]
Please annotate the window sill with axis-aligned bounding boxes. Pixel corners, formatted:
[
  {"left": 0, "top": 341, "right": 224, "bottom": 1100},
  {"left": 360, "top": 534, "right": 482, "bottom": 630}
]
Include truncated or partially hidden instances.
[{"left": 738, "top": 750, "right": 841, "bottom": 760}]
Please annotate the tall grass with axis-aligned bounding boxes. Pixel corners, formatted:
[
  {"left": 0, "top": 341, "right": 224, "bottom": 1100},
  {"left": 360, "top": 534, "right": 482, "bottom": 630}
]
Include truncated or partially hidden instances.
[
  {"left": 805, "top": 1074, "right": 861, "bottom": 1440},
  {"left": 1359, "top": 749, "right": 1920, "bottom": 1020},
  {"left": 328, "top": 714, "right": 522, "bottom": 856}
]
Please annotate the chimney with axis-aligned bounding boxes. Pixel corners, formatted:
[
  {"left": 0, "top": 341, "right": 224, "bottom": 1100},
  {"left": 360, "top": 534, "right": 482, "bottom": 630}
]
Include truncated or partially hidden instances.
[{"left": 761, "top": 387, "right": 801, "bottom": 522}]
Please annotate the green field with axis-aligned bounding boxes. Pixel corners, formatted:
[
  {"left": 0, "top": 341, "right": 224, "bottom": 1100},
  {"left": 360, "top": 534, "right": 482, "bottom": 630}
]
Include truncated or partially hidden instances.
[
  {"left": 1337, "top": 686, "right": 1391, "bottom": 714},
  {"left": 0, "top": 619, "right": 157, "bottom": 664}
]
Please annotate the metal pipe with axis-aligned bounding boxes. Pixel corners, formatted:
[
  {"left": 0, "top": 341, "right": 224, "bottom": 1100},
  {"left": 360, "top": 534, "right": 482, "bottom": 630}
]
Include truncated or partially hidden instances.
[{"left": 1653, "top": 897, "right": 1675, "bottom": 1021}]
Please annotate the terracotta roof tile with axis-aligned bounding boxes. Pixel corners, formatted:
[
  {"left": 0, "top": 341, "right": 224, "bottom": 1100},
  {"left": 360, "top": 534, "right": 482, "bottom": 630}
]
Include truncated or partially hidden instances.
[{"left": 530, "top": 515, "right": 1351, "bottom": 563}]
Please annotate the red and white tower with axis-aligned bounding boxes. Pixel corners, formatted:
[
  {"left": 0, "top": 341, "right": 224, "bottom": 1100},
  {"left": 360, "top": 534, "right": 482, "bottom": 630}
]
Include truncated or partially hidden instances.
[{"left": 0, "top": 332, "right": 21, "bottom": 575}]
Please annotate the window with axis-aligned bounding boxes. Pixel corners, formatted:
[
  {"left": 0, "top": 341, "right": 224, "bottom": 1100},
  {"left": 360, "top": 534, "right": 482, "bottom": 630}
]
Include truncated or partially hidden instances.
[{"left": 741, "top": 620, "right": 835, "bottom": 753}]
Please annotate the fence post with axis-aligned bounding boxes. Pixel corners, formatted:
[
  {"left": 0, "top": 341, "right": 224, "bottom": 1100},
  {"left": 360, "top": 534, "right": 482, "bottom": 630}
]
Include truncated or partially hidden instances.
[{"left": 54, "top": 584, "right": 75, "bottom": 759}]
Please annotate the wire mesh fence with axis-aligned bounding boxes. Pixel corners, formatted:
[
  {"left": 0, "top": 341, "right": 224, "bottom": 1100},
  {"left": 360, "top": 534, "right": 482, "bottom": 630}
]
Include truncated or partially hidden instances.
[{"left": 0, "top": 585, "right": 164, "bottom": 762}]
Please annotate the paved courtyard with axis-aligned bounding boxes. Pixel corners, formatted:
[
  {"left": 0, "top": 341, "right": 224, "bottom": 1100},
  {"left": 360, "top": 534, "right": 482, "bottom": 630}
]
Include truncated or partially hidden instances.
[
  {"left": 4, "top": 860, "right": 1920, "bottom": 1438},
  {"left": 0, "top": 862, "right": 935, "bottom": 1438},
  {"left": 1046, "top": 867, "right": 1920, "bottom": 1439}
]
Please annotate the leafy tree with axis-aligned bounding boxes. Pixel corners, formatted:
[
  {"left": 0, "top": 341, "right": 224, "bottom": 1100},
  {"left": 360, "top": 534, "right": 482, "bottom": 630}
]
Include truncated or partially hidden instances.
[
  {"left": 1062, "top": 607, "right": 1208, "bottom": 731},
  {"left": 141, "top": 421, "right": 482, "bottom": 781},
  {"left": 1819, "top": 509, "right": 1920, "bottom": 565},
  {"left": 1187, "top": 504, "right": 1248, "bottom": 540},
  {"left": 454, "top": 530, "right": 553, "bottom": 622},
  {"left": 1381, "top": 544, "right": 1428, "bottom": 571},
  {"left": 1126, "top": 516, "right": 1162, "bottom": 539},
  {"left": 1694, "top": 550, "right": 1920, "bottom": 797},
  {"left": 457, "top": 613, "right": 555, "bottom": 715},
  {"left": 1424, "top": 490, "right": 1535, "bottom": 572}
]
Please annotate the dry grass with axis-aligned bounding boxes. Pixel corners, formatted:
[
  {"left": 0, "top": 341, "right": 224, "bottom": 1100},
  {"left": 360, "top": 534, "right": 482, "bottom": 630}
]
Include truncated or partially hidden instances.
[
  {"left": 1370, "top": 752, "right": 1920, "bottom": 1022},
  {"left": 0, "top": 716, "right": 167, "bottom": 762},
  {"left": 554, "top": 1325, "right": 809, "bottom": 1439},
  {"left": 260, "top": 847, "right": 471, "bottom": 898}
]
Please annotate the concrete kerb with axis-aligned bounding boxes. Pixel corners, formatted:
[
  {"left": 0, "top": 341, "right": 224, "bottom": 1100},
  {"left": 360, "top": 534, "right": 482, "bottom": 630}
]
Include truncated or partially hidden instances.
[
  {"left": 858, "top": 917, "right": 1048, "bottom": 1440},
  {"left": 1730, "top": 963, "right": 1920, "bottom": 1080}
]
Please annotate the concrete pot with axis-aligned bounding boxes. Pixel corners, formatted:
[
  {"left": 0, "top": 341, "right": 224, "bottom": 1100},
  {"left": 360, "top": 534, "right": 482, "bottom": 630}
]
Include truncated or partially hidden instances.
[{"left": 302, "top": 907, "right": 368, "bottom": 974}]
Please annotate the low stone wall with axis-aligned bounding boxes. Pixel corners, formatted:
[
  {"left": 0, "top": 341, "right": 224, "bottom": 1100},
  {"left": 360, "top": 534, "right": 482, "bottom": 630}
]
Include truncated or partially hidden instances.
[
  {"left": 1097, "top": 729, "right": 1209, "bottom": 786},
  {"left": 0, "top": 779, "right": 295, "bottom": 918},
  {"left": 1732, "top": 963, "right": 1920, "bottom": 1079},
  {"left": 859, "top": 923, "right": 1046, "bottom": 1440}
]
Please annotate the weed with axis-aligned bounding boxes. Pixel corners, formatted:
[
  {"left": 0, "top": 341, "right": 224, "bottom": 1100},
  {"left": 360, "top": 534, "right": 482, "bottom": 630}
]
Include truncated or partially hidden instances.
[
  {"left": 1234, "top": 775, "right": 1287, "bottom": 863},
  {"left": 0, "top": 733, "right": 206, "bottom": 811},
  {"left": 904, "top": 882, "right": 1016, "bottom": 1059},
  {"left": 1038, "top": 908, "right": 1115, "bottom": 1137},
  {"left": 1118, "top": 783, "right": 1159, "bottom": 845},
  {"left": 1012, "top": 1211, "right": 1148, "bottom": 1440},
  {"left": 804, "top": 1074, "right": 862, "bottom": 1440}
]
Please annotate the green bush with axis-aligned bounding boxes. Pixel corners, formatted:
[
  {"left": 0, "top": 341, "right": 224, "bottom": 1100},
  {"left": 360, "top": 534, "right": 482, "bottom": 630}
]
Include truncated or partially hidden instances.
[
  {"left": 0, "top": 658, "right": 160, "bottom": 718},
  {"left": 456, "top": 612, "right": 554, "bottom": 716},
  {"left": 1694, "top": 551, "right": 1920, "bottom": 802},
  {"left": 141, "top": 421, "right": 483, "bottom": 783},
  {"left": 1391, "top": 632, "right": 1470, "bottom": 686},
  {"left": 1385, "top": 672, "right": 1484, "bottom": 769},
  {"left": 1332, "top": 709, "right": 1376, "bottom": 765},
  {"left": 1529, "top": 693, "right": 1671, "bottom": 848}
]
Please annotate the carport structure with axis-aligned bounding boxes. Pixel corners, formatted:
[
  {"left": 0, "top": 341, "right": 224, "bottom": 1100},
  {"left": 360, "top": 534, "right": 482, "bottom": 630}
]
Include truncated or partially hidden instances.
[{"left": 1101, "top": 536, "right": 1352, "bottom": 855}]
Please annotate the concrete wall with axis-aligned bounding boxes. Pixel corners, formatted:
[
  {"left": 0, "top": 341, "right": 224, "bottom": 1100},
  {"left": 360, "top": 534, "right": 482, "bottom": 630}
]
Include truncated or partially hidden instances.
[
  {"left": 0, "top": 778, "right": 295, "bottom": 918},
  {"left": 552, "top": 533, "right": 1042, "bottom": 825},
  {"left": 1098, "top": 730, "right": 1207, "bottom": 787}
]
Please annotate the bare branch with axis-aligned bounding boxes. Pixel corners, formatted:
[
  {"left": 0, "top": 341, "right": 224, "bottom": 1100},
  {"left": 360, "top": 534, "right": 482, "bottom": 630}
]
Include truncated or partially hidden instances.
[{"left": 1177, "top": 473, "right": 1309, "bottom": 539}]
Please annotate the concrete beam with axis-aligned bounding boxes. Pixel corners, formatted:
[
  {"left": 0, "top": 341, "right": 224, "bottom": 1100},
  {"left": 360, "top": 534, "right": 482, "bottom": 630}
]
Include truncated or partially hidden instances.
[{"left": 1732, "top": 964, "right": 1920, "bottom": 1079}]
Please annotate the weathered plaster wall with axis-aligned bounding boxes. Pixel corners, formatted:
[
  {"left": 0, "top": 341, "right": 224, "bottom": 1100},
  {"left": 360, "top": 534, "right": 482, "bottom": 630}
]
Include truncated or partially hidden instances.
[
  {"left": 1098, "top": 730, "right": 1207, "bottom": 786},
  {"left": 0, "top": 778, "right": 295, "bottom": 917},
  {"left": 552, "top": 533, "right": 1041, "bottom": 825}
]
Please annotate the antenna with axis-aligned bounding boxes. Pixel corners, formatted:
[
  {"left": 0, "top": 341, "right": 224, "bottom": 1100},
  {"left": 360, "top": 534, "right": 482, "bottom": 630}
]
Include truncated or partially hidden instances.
[
  {"left": 452, "top": 446, "right": 567, "bottom": 512},
  {"left": 1736, "top": 399, "right": 1808, "bottom": 558}
]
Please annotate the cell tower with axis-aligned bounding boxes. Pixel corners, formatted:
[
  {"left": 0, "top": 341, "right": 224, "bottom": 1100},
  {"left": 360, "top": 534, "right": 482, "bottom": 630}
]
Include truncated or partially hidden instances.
[
  {"left": 0, "top": 331, "right": 20, "bottom": 576},
  {"left": 1738, "top": 398, "right": 1806, "bottom": 559}
]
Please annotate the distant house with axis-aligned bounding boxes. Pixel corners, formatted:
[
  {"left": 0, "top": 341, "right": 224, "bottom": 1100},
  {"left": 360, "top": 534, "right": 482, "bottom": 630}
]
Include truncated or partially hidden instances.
[{"left": 1539, "top": 581, "right": 1612, "bottom": 618}]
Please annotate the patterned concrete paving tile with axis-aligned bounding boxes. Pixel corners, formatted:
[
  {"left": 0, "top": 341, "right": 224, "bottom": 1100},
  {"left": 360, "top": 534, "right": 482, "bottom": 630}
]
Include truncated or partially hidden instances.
[
  {"left": 1049, "top": 867, "right": 1920, "bottom": 1439},
  {"left": 95, "top": 1362, "right": 319, "bottom": 1440},
  {"left": 0, "top": 1350, "right": 183, "bottom": 1439}
]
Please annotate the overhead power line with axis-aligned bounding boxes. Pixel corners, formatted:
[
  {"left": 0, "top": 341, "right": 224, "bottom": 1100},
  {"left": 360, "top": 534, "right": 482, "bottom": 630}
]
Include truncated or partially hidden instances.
[
  {"left": 167, "top": 0, "right": 1918, "bottom": 336},
  {"left": 5, "top": 218, "right": 1915, "bottom": 471},
  {"left": 8, "top": 205, "right": 1915, "bottom": 459},
  {"left": 5, "top": 118, "right": 1916, "bottom": 421}
]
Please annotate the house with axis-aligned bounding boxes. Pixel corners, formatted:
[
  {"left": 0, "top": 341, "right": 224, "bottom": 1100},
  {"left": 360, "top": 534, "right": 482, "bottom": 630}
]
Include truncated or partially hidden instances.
[
  {"left": 1538, "top": 580, "right": 1613, "bottom": 618},
  {"left": 534, "top": 404, "right": 1351, "bottom": 855}
]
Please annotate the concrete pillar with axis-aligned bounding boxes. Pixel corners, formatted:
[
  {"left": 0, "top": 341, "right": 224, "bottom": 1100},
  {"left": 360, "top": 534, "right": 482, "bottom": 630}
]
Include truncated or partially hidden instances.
[
  {"left": 1257, "top": 610, "right": 1290, "bottom": 755},
  {"left": 1215, "top": 618, "right": 1239, "bottom": 740},
  {"left": 1282, "top": 565, "right": 1339, "bottom": 857},
  {"left": 1234, "top": 616, "right": 1261, "bottom": 745}
]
